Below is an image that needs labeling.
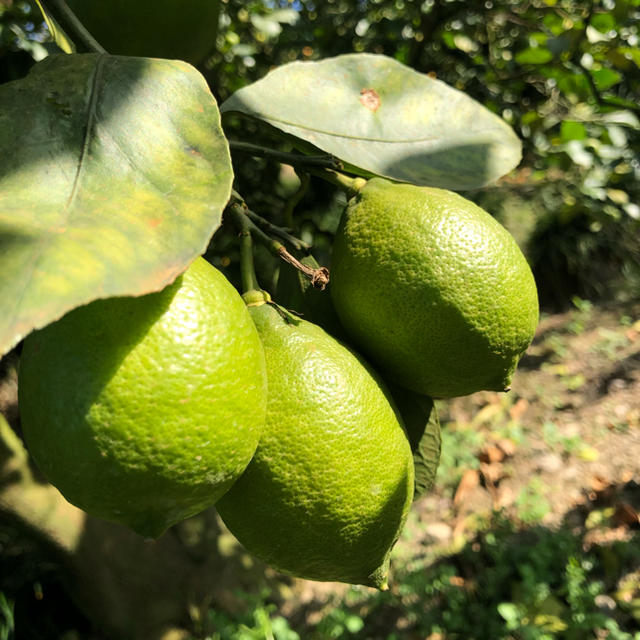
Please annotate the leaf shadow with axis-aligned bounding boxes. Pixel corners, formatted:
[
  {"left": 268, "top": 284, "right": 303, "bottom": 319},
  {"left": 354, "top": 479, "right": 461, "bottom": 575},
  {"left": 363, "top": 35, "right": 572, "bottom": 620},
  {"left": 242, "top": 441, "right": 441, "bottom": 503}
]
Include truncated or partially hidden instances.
[{"left": 380, "top": 141, "right": 505, "bottom": 191}]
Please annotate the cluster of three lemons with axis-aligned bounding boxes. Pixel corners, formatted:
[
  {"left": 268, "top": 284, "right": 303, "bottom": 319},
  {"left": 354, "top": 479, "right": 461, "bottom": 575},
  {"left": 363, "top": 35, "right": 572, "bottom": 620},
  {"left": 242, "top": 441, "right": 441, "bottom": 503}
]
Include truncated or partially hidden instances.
[
  {"left": 18, "top": 179, "right": 539, "bottom": 588},
  {"left": 18, "top": 256, "right": 413, "bottom": 588}
]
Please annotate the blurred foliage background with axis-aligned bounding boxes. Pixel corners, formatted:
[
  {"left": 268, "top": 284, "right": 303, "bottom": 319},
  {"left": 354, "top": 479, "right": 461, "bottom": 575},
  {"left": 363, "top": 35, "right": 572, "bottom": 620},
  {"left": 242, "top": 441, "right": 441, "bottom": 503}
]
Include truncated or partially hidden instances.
[
  {"left": 1, "top": 0, "right": 639, "bottom": 638},
  {"left": 203, "top": 0, "right": 640, "bottom": 309},
  {"left": 3, "top": 0, "right": 637, "bottom": 307}
]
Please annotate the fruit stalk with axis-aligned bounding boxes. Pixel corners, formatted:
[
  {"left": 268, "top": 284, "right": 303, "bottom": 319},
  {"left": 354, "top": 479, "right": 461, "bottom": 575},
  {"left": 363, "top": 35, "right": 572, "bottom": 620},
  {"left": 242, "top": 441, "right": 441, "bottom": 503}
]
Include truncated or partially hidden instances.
[
  {"left": 307, "top": 168, "right": 367, "bottom": 196},
  {"left": 244, "top": 209, "right": 310, "bottom": 251},
  {"left": 227, "top": 202, "right": 261, "bottom": 294}
]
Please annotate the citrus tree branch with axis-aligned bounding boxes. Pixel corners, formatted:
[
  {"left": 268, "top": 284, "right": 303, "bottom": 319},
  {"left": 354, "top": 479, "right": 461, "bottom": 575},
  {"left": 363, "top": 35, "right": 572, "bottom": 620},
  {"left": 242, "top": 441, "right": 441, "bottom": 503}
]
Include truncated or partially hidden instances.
[
  {"left": 245, "top": 209, "right": 310, "bottom": 251},
  {"left": 228, "top": 141, "right": 343, "bottom": 171},
  {"left": 227, "top": 196, "right": 329, "bottom": 290},
  {"left": 38, "top": 0, "right": 107, "bottom": 54}
]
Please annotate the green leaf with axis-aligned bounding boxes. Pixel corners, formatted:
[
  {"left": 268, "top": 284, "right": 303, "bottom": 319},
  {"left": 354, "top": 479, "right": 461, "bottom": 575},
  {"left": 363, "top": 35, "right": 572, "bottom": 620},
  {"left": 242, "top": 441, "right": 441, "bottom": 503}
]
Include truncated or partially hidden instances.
[
  {"left": 221, "top": 53, "right": 522, "bottom": 190},
  {"left": 387, "top": 386, "right": 441, "bottom": 500},
  {"left": 560, "top": 120, "right": 587, "bottom": 141},
  {"left": 0, "top": 54, "right": 233, "bottom": 358},
  {"left": 497, "top": 602, "right": 520, "bottom": 624},
  {"left": 591, "top": 67, "right": 623, "bottom": 90},
  {"left": 34, "top": 0, "right": 74, "bottom": 54},
  {"left": 618, "top": 46, "right": 640, "bottom": 68},
  {"left": 591, "top": 13, "right": 616, "bottom": 34},
  {"left": 515, "top": 47, "right": 554, "bottom": 64}
]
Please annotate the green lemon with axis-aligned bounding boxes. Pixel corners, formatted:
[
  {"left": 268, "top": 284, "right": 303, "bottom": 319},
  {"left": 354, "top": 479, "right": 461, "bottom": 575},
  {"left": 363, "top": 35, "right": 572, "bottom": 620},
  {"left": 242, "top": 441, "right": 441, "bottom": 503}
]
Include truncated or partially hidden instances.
[
  {"left": 330, "top": 178, "right": 539, "bottom": 398},
  {"left": 66, "top": 0, "right": 221, "bottom": 64},
  {"left": 18, "top": 258, "right": 267, "bottom": 538},
  {"left": 216, "top": 300, "right": 414, "bottom": 588}
]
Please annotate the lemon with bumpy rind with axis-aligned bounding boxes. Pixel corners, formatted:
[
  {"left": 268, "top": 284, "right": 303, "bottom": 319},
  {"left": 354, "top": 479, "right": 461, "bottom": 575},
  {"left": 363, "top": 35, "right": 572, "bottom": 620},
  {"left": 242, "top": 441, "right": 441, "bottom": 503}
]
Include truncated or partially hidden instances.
[
  {"left": 330, "top": 179, "right": 539, "bottom": 398},
  {"left": 18, "top": 258, "right": 267, "bottom": 538},
  {"left": 216, "top": 299, "right": 414, "bottom": 588}
]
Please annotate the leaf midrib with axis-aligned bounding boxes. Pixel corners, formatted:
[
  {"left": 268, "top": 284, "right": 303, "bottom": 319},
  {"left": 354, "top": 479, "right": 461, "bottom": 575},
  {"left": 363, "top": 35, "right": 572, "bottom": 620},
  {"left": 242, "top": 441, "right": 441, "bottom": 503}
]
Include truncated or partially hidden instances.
[{"left": 7, "top": 55, "right": 107, "bottom": 342}]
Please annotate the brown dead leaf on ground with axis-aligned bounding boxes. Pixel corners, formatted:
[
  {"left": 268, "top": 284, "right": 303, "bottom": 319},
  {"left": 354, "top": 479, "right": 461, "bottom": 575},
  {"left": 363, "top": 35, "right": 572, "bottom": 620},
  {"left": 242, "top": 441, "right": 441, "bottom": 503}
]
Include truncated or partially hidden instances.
[
  {"left": 613, "top": 503, "right": 639, "bottom": 527},
  {"left": 453, "top": 469, "right": 480, "bottom": 509},
  {"left": 479, "top": 445, "right": 504, "bottom": 464},
  {"left": 496, "top": 438, "right": 517, "bottom": 457},
  {"left": 479, "top": 462, "right": 505, "bottom": 487},
  {"left": 509, "top": 397, "right": 529, "bottom": 421}
]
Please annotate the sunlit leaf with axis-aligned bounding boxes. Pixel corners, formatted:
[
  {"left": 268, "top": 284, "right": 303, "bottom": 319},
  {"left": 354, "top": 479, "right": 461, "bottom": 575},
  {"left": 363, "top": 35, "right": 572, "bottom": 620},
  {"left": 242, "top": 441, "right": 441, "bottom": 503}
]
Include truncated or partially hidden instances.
[
  {"left": 515, "top": 47, "right": 554, "bottom": 64},
  {"left": 560, "top": 121, "right": 587, "bottom": 141},
  {"left": 222, "top": 53, "right": 522, "bottom": 190},
  {"left": 591, "top": 67, "right": 623, "bottom": 90},
  {"left": 0, "top": 53, "right": 233, "bottom": 357}
]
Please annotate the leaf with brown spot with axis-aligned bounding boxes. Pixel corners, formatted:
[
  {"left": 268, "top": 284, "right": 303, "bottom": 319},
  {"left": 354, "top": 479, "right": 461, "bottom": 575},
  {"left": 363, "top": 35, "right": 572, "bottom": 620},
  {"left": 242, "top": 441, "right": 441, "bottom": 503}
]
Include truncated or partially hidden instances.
[
  {"left": 359, "top": 88, "right": 380, "bottom": 112},
  {"left": 222, "top": 53, "right": 521, "bottom": 190},
  {"left": 0, "top": 54, "right": 233, "bottom": 357}
]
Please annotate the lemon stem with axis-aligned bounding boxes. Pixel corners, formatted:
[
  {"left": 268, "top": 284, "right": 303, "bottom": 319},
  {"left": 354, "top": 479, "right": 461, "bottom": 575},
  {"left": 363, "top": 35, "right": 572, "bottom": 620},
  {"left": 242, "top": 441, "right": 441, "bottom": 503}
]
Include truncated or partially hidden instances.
[
  {"left": 38, "top": 0, "right": 107, "bottom": 53},
  {"left": 307, "top": 168, "right": 367, "bottom": 197},
  {"left": 227, "top": 203, "right": 261, "bottom": 294},
  {"left": 227, "top": 195, "right": 329, "bottom": 290},
  {"left": 231, "top": 191, "right": 310, "bottom": 251}
]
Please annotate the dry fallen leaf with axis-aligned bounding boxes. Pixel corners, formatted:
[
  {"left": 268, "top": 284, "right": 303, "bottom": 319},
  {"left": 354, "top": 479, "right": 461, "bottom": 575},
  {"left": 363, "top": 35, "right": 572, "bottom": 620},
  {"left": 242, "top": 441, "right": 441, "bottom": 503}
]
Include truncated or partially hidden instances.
[
  {"left": 479, "top": 445, "right": 504, "bottom": 464},
  {"left": 613, "top": 503, "right": 639, "bottom": 527},
  {"left": 453, "top": 469, "right": 480, "bottom": 508},
  {"left": 497, "top": 438, "right": 517, "bottom": 457},
  {"left": 509, "top": 397, "right": 529, "bottom": 421}
]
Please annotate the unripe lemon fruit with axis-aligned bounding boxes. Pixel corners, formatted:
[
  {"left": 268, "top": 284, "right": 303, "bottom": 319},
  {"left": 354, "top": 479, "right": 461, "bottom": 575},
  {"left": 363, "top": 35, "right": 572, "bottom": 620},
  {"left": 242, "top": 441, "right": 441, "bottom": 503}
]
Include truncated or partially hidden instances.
[
  {"left": 216, "top": 301, "right": 414, "bottom": 588},
  {"left": 18, "top": 258, "right": 267, "bottom": 538},
  {"left": 330, "top": 179, "right": 539, "bottom": 398}
]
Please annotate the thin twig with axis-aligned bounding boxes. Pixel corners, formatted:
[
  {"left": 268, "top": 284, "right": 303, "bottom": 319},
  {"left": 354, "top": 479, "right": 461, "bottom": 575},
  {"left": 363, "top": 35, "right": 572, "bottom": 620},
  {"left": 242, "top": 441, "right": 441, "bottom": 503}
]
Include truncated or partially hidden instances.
[
  {"left": 226, "top": 196, "right": 329, "bottom": 290},
  {"left": 230, "top": 191, "right": 311, "bottom": 251},
  {"left": 229, "top": 141, "right": 343, "bottom": 171},
  {"left": 245, "top": 210, "right": 310, "bottom": 252},
  {"left": 276, "top": 247, "right": 330, "bottom": 290},
  {"left": 226, "top": 203, "right": 261, "bottom": 293}
]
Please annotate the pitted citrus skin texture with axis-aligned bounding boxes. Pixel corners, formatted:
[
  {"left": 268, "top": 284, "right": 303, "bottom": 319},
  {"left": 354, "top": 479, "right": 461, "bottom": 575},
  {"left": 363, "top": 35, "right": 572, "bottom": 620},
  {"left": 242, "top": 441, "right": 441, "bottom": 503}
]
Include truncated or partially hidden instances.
[
  {"left": 330, "top": 179, "right": 539, "bottom": 398},
  {"left": 19, "top": 258, "right": 267, "bottom": 538},
  {"left": 216, "top": 302, "right": 414, "bottom": 588}
]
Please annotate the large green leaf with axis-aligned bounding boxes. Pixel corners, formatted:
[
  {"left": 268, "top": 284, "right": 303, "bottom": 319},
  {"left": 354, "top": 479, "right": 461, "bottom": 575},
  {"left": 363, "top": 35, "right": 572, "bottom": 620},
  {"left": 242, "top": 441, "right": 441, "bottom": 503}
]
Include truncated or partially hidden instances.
[
  {"left": 0, "top": 53, "right": 233, "bottom": 357},
  {"left": 221, "top": 53, "right": 521, "bottom": 190}
]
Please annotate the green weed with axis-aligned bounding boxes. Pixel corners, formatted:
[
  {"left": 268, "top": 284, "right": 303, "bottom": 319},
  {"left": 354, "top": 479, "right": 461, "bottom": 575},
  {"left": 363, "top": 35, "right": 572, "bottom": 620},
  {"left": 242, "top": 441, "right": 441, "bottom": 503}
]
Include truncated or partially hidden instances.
[
  {"left": 436, "top": 423, "right": 484, "bottom": 490},
  {"left": 591, "top": 328, "right": 630, "bottom": 360},
  {"left": 515, "top": 478, "right": 552, "bottom": 524},
  {"left": 203, "top": 590, "right": 299, "bottom": 640},
  {"left": 0, "top": 593, "right": 13, "bottom": 640}
]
